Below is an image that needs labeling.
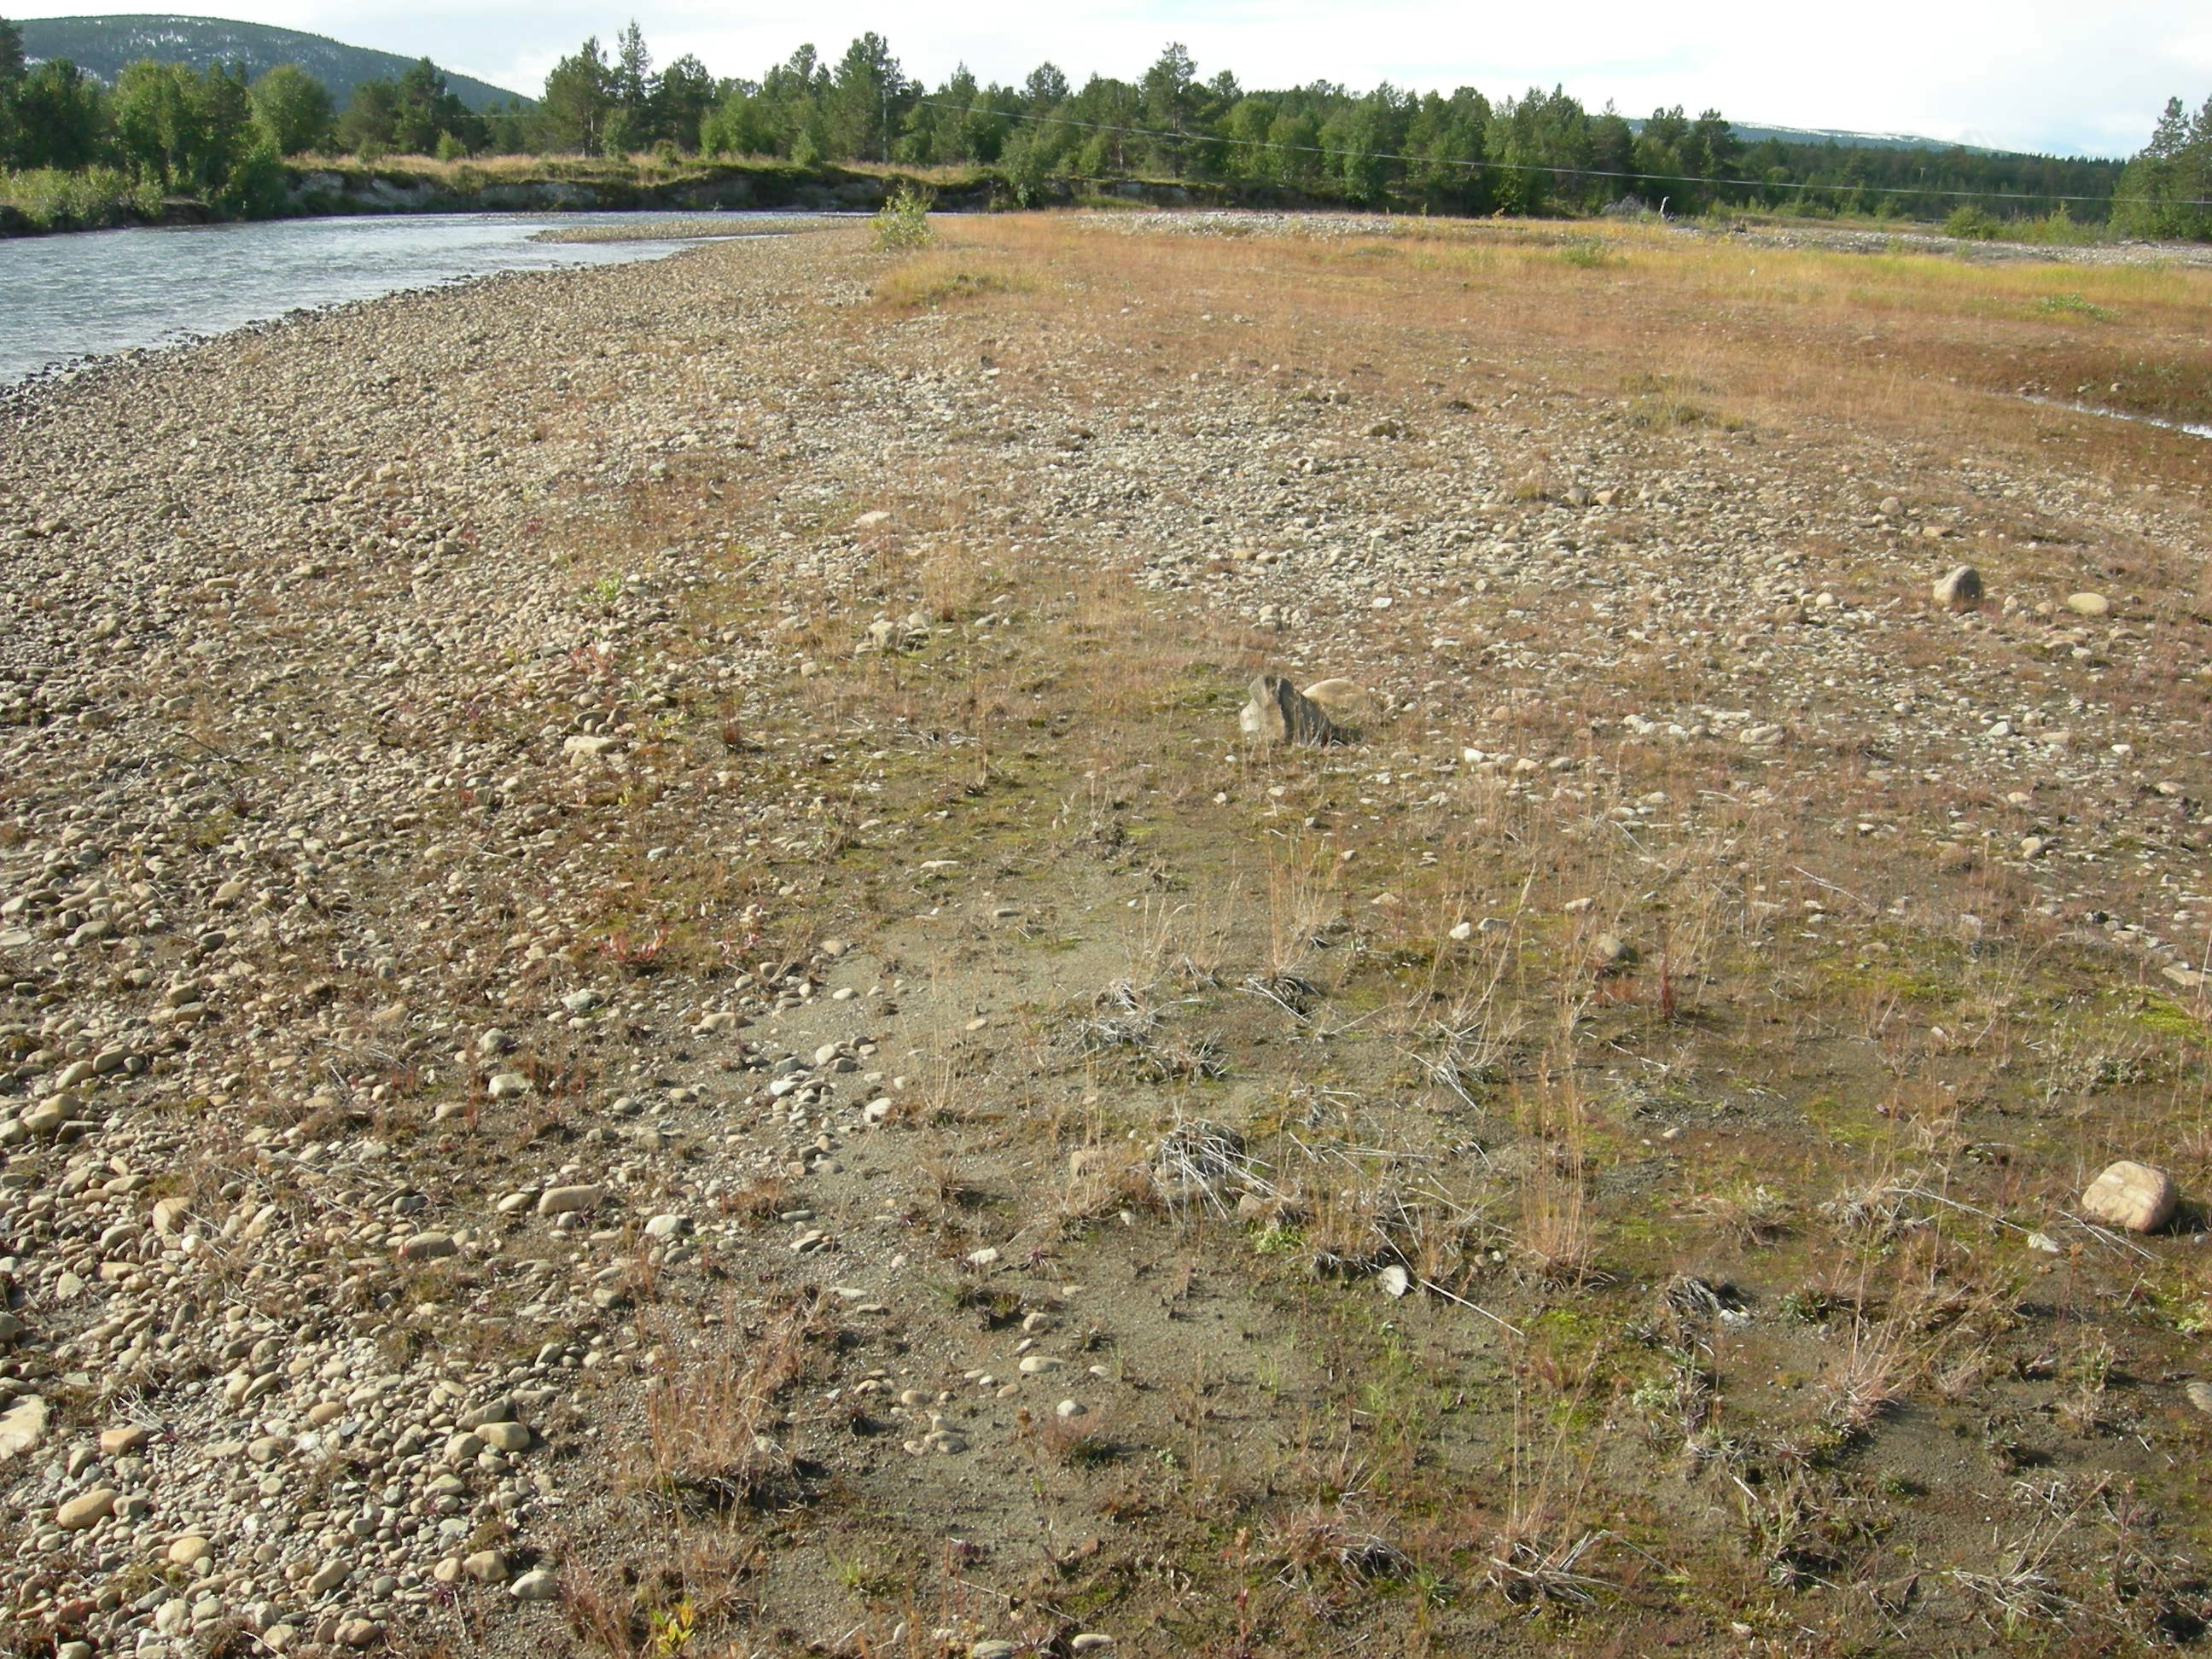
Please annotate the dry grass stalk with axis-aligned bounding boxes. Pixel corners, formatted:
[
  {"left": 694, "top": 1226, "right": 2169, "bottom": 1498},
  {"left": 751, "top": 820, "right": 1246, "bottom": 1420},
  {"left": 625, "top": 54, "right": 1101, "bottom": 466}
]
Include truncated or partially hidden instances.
[{"left": 627, "top": 1298, "right": 824, "bottom": 1511}]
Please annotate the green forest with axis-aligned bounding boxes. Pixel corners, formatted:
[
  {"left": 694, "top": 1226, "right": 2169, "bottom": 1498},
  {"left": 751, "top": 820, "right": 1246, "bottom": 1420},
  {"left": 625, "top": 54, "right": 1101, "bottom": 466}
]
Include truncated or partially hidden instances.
[{"left": 1, "top": 14, "right": 2202, "bottom": 237}]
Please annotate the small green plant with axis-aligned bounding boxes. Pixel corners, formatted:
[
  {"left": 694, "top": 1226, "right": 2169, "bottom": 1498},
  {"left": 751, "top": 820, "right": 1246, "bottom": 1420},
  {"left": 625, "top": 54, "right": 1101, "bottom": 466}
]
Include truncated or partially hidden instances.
[
  {"left": 1620, "top": 371, "right": 1714, "bottom": 429},
  {"left": 1944, "top": 205, "right": 2002, "bottom": 240},
  {"left": 2038, "top": 291, "right": 2118, "bottom": 322},
  {"left": 647, "top": 1598, "right": 696, "bottom": 1657},
  {"left": 1558, "top": 236, "right": 1613, "bottom": 269},
  {"left": 2017, "top": 205, "right": 2099, "bottom": 247},
  {"left": 875, "top": 183, "right": 935, "bottom": 251},
  {"left": 1778, "top": 1289, "right": 1837, "bottom": 1325}
]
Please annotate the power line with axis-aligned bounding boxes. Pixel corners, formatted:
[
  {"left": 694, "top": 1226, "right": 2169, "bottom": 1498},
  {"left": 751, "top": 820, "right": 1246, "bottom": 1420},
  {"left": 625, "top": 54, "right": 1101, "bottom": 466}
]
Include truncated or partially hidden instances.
[{"left": 913, "top": 97, "right": 2209, "bottom": 212}]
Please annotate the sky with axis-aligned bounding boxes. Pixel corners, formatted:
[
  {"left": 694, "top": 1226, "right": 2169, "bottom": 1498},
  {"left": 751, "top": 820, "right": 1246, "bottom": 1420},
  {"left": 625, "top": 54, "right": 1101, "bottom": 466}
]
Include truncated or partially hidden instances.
[{"left": 12, "top": 0, "right": 2209, "bottom": 158}]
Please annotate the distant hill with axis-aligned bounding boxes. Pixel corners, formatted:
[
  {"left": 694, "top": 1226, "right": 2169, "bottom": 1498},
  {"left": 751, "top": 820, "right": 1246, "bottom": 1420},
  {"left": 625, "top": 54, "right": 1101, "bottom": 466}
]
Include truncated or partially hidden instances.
[
  {"left": 1726, "top": 121, "right": 2004, "bottom": 156},
  {"left": 1615, "top": 115, "right": 2005, "bottom": 156},
  {"left": 16, "top": 14, "right": 531, "bottom": 110}
]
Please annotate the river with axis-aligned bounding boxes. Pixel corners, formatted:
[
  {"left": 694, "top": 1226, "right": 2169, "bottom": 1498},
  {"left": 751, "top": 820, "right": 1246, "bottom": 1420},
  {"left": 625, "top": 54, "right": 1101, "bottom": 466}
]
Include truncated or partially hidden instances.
[{"left": 0, "top": 212, "right": 810, "bottom": 385}]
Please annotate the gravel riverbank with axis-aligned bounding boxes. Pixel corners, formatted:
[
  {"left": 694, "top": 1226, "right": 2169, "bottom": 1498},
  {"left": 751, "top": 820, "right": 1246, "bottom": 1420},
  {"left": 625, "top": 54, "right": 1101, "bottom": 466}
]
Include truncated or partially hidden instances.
[{"left": 3, "top": 218, "right": 2211, "bottom": 1656}]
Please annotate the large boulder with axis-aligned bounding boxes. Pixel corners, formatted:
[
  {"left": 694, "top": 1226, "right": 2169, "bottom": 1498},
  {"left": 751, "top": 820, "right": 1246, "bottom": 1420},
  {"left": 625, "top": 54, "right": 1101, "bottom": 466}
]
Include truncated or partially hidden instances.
[
  {"left": 1239, "top": 676, "right": 1343, "bottom": 747},
  {"left": 1932, "top": 565, "right": 1982, "bottom": 612},
  {"left": 2080, "top": 1160, "right": 2175, "bottom": 1233},
  {"left": 1301, "top": 678, "right": 1381, "bottom": 728}
]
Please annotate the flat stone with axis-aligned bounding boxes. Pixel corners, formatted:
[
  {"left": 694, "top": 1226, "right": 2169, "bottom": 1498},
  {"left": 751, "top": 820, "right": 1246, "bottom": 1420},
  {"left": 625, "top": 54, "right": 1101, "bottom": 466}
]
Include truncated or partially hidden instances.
[
  {"left": 305, "top": 1558, "right": 349, "bottom": 1595},
  {"left": 479, "top": 1420, "right": 530, "bottom": 1453},
  {"left": 99, "top": 1423, "right": 151, "bottom": 1457},
  {"left": 55, "top": 1487, "right": 116, "bottom": 1529},
  {"left": 459, "top": 1394, "right": 515, "bottom": 1428},
  {"left": 510, "top": 1568, "right": 561, "bottom": 1601},
  {"left": 2064, "top": 591, "right": 2110, "bottom": 617},
  {"left": 536, "top": 1184, "right": 604, "bottom": 1216},
  {"left": 0, "top": 1394, "right": 49, "bottom": 1459},
  {"left": 167, "top": 1534, "right": 212, "bottom": 1567}
]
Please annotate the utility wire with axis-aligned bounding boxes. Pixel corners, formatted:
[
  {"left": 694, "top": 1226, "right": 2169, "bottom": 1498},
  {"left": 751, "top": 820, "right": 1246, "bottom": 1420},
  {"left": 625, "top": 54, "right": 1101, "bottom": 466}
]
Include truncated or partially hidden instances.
[{"left": 912, "top": 96, "right": 2209, "bottom": 212}]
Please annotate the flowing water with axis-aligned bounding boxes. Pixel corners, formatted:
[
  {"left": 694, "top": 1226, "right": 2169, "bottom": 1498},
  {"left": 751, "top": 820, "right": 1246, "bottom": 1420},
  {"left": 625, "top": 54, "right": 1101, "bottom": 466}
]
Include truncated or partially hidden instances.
[
  {"left": 2021, "top": 393, "right": 2212, "bottom": 439},
  {"left": 0, "top": 212, "right": 808, "bottom": 385}
]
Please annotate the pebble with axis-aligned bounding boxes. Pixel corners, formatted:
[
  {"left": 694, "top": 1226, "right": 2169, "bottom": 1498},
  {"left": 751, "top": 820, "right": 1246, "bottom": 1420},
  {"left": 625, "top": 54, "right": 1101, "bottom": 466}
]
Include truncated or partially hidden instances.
[
  {"left": 510, "top": 1569, "right": 562, "bottom": 1601},
  {"left": 55, "top": 1487, "right": 115, "bottom": 1529},
  {"left": 536, "top": 1184, "right": 605, "bottom": 1216}
]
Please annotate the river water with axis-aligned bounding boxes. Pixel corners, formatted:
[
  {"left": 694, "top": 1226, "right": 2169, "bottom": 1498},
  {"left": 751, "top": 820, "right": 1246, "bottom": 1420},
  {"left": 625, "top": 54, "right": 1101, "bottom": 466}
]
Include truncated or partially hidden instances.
[{"left": 0, "top": 212, "right": 806, "bottom": 385}]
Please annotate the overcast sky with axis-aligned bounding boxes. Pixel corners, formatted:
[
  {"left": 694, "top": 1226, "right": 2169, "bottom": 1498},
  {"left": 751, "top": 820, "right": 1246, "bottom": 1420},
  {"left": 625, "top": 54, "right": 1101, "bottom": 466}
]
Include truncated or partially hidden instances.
[{"left": 15, "top": 0, "right": 2208, "bottom": 157}]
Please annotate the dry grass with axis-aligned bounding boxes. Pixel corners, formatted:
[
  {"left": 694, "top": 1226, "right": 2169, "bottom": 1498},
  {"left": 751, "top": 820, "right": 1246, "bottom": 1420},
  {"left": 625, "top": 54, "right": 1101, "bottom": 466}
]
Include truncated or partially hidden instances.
[
  {"left": 928, "top": 212, "right": 2212, "bottom": 488},
  {"left": 626, "top": 1297, "right": 827, "bottom": 1511}
]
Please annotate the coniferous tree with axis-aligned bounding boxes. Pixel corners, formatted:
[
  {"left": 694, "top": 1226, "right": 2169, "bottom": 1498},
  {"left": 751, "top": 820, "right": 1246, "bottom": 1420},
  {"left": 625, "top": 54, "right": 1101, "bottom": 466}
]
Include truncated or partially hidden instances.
[
  {"left": 0, "top": 14, "right": 26, "bottom": 166},
  {"left": 540, "top": 37, "right": 616, "bottom": 154},
  {"left": 335, "top": 78, "right": 400, "bottom": 155}
]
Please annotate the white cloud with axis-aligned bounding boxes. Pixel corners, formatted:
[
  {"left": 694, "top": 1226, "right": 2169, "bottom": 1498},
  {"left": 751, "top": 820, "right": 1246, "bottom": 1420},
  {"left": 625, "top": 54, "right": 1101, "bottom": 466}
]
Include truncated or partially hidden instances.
[{"left": 9, "top": 0, "right": 2200, "bottom": 154}]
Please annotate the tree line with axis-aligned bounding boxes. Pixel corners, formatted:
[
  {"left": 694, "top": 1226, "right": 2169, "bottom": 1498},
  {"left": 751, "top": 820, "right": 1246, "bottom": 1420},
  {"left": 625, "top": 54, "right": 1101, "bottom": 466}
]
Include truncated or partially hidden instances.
[
  {"left": 2112, "top": 96, "right": 2212, "bottom": 239},
  {"left": 1, "top": 13, "right": 2189, "bottom": 232}
]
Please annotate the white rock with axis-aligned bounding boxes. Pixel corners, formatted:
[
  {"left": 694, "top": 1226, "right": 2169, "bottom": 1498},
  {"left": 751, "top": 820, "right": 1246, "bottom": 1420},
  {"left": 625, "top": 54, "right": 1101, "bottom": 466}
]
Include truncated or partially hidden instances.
[
  {"left": 0, "top": 1394, "right": 48, "bottom": 1460},
  {"left": 2080, "top": 1161, "right": 2175, "bottom": 1233},
  {"left": 1301, "top": 677, "right": 1381, "bottom": 725},
  {"left": 537, "top": 1185, "right": 605, "bottom": 1216}
]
